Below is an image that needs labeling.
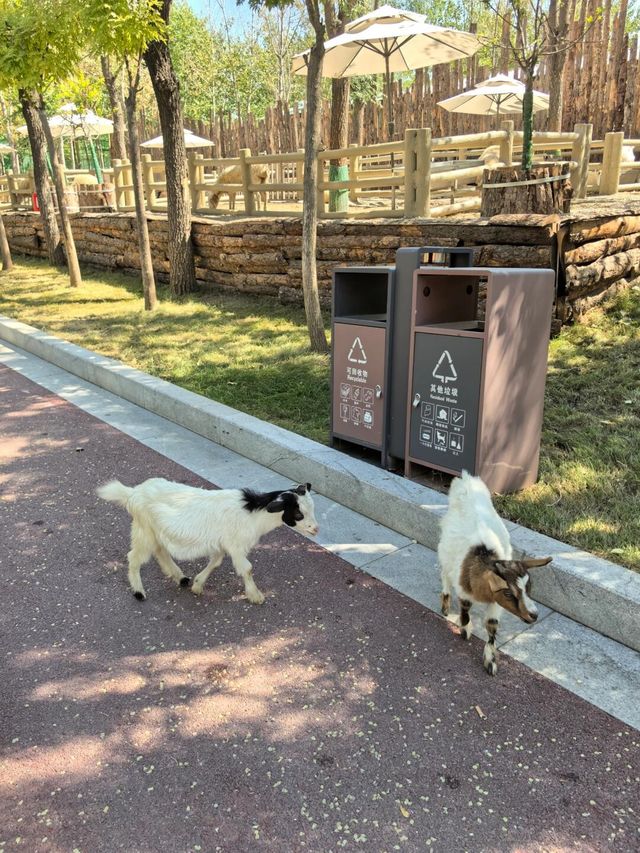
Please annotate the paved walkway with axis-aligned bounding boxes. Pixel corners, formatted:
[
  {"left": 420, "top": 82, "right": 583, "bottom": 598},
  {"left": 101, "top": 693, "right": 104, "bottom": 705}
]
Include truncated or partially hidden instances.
[{"left": 1, "top": 355, "right": 639, "bottom": 853}]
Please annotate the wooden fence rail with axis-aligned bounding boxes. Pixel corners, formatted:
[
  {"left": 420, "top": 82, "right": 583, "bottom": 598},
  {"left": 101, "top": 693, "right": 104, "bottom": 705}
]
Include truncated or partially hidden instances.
[{"left": 5, "top": 123, "right": 640, "bottom": 219}]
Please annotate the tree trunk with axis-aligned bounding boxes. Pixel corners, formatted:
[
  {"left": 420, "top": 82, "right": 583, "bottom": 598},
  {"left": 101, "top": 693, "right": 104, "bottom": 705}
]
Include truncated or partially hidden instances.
[
  {"left": 328, "top": 77, "right": 350, "bottom": 212},
  {"left": 301, "top": 4, "right": 329, "bottom": 353},
  {"left": 546, "top": 0, "right": 574, "bottom": 132},
  {"left": 0, "top": 93, "right": 21, "bottom": 174},
  {"left": 39, "top": 98, "right": 82, "bottom": 288},
  {"left": 124, "top": 81, "right": 157, "bottom": 311},
  {"left": 19, "top": 90, "right": 65, "bottom": 266},
  {"left": 144, "top": 0, "right": 196, "bottom": 297},
  {"left": 101, "top": 56, "right": 127, "bottom": 161},
  {"left": 0, "top": 212, "right": 13, "bottom": 272}
]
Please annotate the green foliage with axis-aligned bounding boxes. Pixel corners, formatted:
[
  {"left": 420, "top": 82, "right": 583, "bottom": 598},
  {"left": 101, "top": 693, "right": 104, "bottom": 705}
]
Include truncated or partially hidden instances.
[
  {"left": 0, "top": 0, "right": 84, "bottom": 91},
  {"left": 82, "top": 0, "right": 166, "bottom": 63},
  {"left": 169, "top": 2, "right": 218, "bottom": 119}
]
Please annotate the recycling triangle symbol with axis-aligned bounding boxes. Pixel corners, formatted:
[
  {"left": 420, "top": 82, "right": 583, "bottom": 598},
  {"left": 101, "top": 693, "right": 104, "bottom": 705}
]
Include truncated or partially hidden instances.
[
  {"left": 348, "top": 336, "right": 367, "bottom": 364},
  {"left": 432, "top": 350, "right": 457, "bottom": 383}
]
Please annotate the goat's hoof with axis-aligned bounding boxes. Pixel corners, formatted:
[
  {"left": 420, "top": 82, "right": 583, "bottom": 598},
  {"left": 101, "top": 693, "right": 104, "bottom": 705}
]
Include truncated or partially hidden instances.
[
  {"left": 460, "top": 626, "right": 472, "bottom": 640},
  {"left": 191, "top": 584, "right": 203, "bottom": 596},
  {"left": 247, "top": 591, "right": 265, "bottom": 605},
  {"left": 133, "top": 591, "right": 146, "bottom": 601},
  {"left": 179, "top": 576, "right": 191, "bottom": 587},
  {"left": 484, "top": 659, "right": 497, "bottom": 676}
]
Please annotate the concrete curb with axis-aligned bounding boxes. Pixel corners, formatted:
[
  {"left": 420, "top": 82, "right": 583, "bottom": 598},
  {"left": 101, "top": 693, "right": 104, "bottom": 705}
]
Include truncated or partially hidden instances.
[{"left": 1, "top": 313, "right": 639, "bottom": 653}]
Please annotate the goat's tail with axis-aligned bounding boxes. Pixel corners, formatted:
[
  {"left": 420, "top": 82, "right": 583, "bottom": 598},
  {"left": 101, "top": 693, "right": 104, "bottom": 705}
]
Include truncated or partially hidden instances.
[
  {"left": 97, "top": 480, "right": 133, "bottom": 509},
  {"left": 447, "top": 470, "right": 490, "bottom": 511}
]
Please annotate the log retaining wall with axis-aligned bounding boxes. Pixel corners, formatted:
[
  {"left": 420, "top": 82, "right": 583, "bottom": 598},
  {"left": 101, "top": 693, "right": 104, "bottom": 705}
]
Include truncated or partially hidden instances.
[{"left": 4, "top": 201, "right": 640, "bottom": 321}]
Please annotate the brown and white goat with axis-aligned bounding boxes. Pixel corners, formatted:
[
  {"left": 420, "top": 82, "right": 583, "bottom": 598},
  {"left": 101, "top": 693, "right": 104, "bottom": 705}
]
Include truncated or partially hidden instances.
[
  {"left": 438, "top": 472, "right": 551, "bottom": 675},
  {"left": 208, "top": 164, "right": 269, "bottom": 211}
]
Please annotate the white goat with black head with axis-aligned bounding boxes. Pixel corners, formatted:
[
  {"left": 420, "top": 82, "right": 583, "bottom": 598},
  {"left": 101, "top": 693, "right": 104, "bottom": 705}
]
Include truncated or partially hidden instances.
[
  {"left": 97, "top": 478, "right": 318, "bottom": 603},
  {"left": 439, "top": 471, "right": 551, "bottom": 675}
]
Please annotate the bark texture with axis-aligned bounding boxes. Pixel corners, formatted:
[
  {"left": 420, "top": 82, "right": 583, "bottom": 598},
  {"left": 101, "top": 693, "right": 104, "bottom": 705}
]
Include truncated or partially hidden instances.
[
  {"left": 481, "top": 164, "right": 571, "bottom": 216},
  {"left": 0, "top": 213, "right": 13, "bottom": 271},
  {"left": 144, "top": 0, "right": 196, "bottom": 296},
  {"left": 39, "top": 98, "right": 82, "bottom": 287},
  {"left": 101, "top": 56, "right": 127, "bottom": 161},
  {"left": 19, "top": 90, "right": 64, "bottom": 266},
  {"left": 124, "top": 71, "right": 157, "bottom": 311},
  {"left": 301, "top": 0, "right": 329, "bottom": 353}
]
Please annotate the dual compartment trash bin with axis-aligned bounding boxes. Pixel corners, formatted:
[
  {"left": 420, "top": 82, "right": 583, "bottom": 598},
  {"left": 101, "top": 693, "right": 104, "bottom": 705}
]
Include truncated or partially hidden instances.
[
  {"left": 331, "top": 250, "right": 555, "bottom": 493},
  {"left": 330, "top": 247, "right": 473, "bottom": 469}
]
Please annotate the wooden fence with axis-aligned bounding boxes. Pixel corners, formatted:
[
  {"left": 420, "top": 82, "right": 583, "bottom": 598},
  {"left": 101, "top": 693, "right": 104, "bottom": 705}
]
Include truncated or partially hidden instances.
[{"left": 3, "top": 124, "right": 639, "bottom": 220}]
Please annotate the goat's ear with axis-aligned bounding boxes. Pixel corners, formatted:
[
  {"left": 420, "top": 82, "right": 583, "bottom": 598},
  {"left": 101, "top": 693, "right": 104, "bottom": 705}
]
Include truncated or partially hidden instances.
[
  {"left": 523, "top": 556, "right": 552, "bottom": 568},
  {"left": 266, "top": 498, "right": 285, "bottom": 513},
  {"left": 488, "top": 572, "right": 509, "bottom": 593},
  {"left": 294, "top": 483, "right": 311, "bottom": 495}
]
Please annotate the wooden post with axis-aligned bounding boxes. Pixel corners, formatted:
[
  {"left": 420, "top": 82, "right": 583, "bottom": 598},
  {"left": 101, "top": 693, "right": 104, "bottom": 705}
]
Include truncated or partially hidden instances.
[
  {"left": 403, "top": 129, "right": 417, "bottom": 216},
  {"left": 141, "top": 153, "right": 154, "bottom": 210},
  {"left": 348, "top": 142, "right": 360, "bottom": 203},
  {"left": 122, "top": 158, "right": 134, "bottom": 210},
  {"left": 187, "top": 151, "right": 198, "bottom": 213},
  {"left": 112, "top": 159, "right": 123, "bottom": 210},
  {"left": 571, "top": 122, "right": 593, "bottom": 199},
  {"left": 0, "top": 212, "right": 13, "bottom": 271},
  {"left": 296, "top": 149, "right": 304, "bottom": 202},
  {"left": 600, "top": 131, "right": 624, "bottom": 195},
  {"left": 499, "top": 120, "right": 514, "bottom": 166},
  {"left": 414, "top": 128, "right": 432, "bottom": 217},
  {"left": 316, "top": 153, "right": 325, "bottom": 217},
  {"left": 239, "top": 148, "right": 255, "bottom": 214},
  {"left": 7, "top": 170, "right": 18, "bottom": 208}
]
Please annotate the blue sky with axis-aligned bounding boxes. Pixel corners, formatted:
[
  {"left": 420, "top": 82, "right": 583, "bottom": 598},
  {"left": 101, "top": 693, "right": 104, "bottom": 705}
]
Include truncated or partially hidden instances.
[{"left": 185, "top": 0, "right": 254, "bottom": 34}]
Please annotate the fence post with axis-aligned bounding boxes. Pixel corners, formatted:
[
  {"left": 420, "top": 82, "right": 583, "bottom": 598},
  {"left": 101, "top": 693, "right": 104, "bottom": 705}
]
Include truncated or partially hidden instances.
[
  {"left": 316, "top": 153, "right": 325, "bottom": 217},
  {"left": 112, "top": 159, "right": 123, "bottom": 210},
  {"left": 296, "top": 149, "right": 304, "bottom": 202},
  {"left": 600, "top": 131, "right": 624, "bottom": 196},
  {"left": 187, "top": 151, "right": 198, "bottom": 213},
  {"left": 348, "top": 142, "right": 360, "bottom": 202},
  {"left": 415, "top": 128, "right": 432, "bottom": 217},
  {"left": 403, "top": 129, "right": 417, "bottom": 216},
  {"left": 141, "top": 153, "right": 155, "bottom": 210},
  {"left": 571, "top": 122, "right": 592, "bottom": 199},
  {"left": 123, "top": 159, "right": 135, "bottom": 210},
  {"left": 499, "top": 120, "right": 514, "bottom": 166},
  {"left": 7, "top": 170, "right": 18, "bottom": 208},
  {"left": 239, "top": 148, "right": 255, "bottom": 214}
]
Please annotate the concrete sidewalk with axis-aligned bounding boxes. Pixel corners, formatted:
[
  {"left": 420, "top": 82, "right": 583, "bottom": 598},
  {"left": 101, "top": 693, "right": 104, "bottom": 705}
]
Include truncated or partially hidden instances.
[{"left": 1, "top": 355, "right": 639, "bottom": 852}]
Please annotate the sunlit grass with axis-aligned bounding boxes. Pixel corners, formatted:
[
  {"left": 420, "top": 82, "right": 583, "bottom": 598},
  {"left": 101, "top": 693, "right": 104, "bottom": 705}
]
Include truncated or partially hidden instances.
[{"left": 1, "top": 258, "right": 639, "bottom": 572}]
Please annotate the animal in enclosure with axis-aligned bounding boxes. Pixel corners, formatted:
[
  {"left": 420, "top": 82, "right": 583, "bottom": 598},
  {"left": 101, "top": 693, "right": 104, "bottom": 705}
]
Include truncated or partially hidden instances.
[
  {"left": 208, "top": 163, "right": 269, "bottom": 211},
  {"left": 70, "top": 173, "right": 99, "bottom": 187},
  {"left": 438, "top": 471, "right": 551, "bottom": 675},
  {"left": 479, "top": 145, "right": 502, "bottom": 168},
  {"left": 97, "top": 479, "right": 318, "bottom": 603}
]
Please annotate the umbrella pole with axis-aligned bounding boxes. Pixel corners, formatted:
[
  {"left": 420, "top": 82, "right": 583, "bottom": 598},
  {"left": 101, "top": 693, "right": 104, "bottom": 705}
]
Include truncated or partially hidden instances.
[{"left": 384, "top": 47, "right": 396, "bottom": 210}]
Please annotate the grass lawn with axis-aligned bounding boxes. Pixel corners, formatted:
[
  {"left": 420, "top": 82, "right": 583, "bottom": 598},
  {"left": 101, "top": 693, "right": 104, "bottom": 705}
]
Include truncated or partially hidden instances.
[{"left": 1, "top": 257, "right": 639, "bottom": 572}]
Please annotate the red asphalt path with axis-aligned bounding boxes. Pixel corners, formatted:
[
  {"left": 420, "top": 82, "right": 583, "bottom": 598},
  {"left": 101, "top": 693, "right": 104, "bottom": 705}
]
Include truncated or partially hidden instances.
[{"left": 0, "top": 363, "right": 639, "bottom": 853}]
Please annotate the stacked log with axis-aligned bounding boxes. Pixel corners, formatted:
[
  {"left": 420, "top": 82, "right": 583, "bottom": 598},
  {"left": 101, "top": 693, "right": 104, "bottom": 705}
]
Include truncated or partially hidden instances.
[{"left": 562, "top": 203, "right": 640, "bottom": 317}]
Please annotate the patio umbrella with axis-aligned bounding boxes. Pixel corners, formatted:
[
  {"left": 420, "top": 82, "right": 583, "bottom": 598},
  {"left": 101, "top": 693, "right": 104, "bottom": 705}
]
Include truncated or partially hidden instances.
[
  {"left": 0, "top": 143, "right": 14, "bottom": 154},
  {"left": 140, "top": 128, "right": 214, "bottom": 149},
  {"left": 16, "top": 106, "right": 114, "bottom": 140},
  {"left": 292, "top": 5, "right": 480, "bottom": 139},
  {"left": 437, "top": 74, "right": 550, "bottom": 122}
]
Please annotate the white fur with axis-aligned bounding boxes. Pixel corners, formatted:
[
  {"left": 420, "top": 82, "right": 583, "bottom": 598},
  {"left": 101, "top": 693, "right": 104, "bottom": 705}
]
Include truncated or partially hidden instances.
[
  {"left": 97, "top": 478, "right": 318, "bottom": 602},
  {"left": 209, "top": 164, "right": 269, "bottom": 211},
  {"left": 438, "top": 470, "right": 512, "bottom": 604}
]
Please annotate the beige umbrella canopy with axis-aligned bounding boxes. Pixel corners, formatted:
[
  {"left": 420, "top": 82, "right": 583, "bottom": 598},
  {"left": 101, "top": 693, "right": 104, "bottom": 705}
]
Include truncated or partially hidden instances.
[
  {"left": 437, "top": 74, "right": 550, "bottom": 119},
  {"left": 292, "top": 5, "right": 480, "bottom": 137},
  {"left": 140, "top": 128, "right": 214, "bottom": 149},
  {"left": 16, "top": 104, "right": 114, "bottom": 140},
  {"left": 0, "top": 143, "right": 15, "bottom": 154}
]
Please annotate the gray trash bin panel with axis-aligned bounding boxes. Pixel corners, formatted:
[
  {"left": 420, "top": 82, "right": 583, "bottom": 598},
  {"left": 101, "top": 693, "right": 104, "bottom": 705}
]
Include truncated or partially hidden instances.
[{"left": 408, "top": 332, "right": 483, "bottom": 473}]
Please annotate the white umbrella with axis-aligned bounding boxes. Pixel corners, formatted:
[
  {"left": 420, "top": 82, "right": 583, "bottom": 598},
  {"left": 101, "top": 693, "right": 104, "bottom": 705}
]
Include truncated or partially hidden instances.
[
  {"left": 16, "top": 108, "right": 113, "bottom": 140},
  {"left": 292, "top": 9, "right": 479, "bottom": 138},
  {"left": 0, "top": 143, "right": 15, "bottom": 154},
  {"left": 437, "top": 74, "right": 550, "bottom": 120},
  {"left": 140, "top": 128, "right": 214, "bottom": 149}
]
